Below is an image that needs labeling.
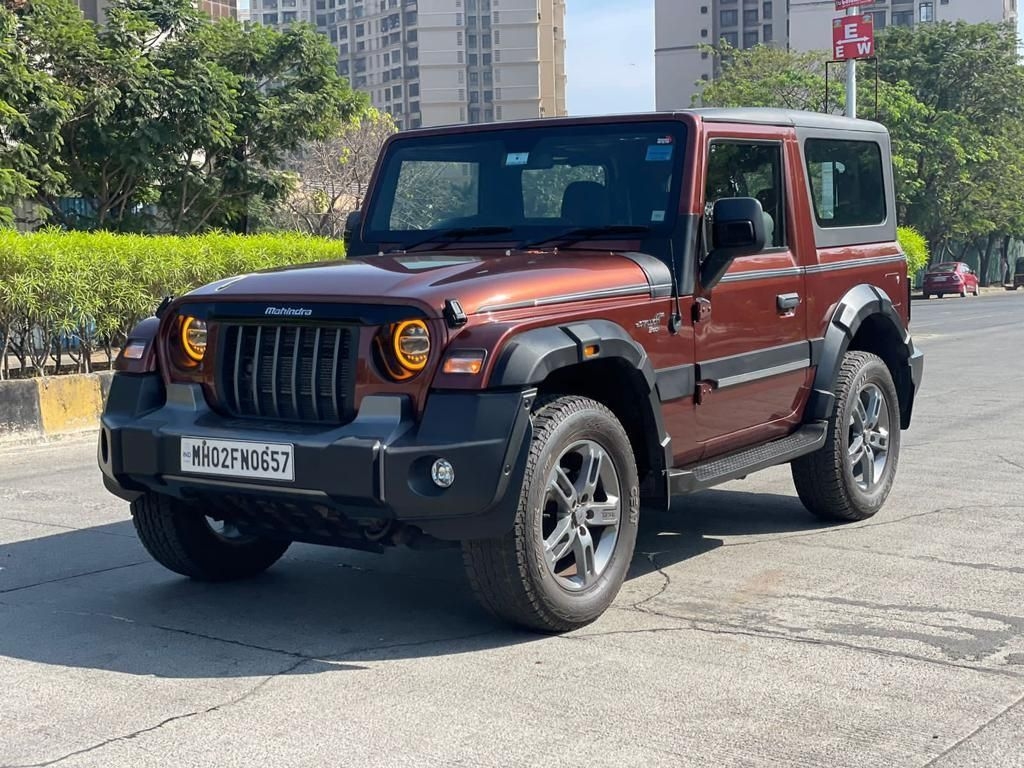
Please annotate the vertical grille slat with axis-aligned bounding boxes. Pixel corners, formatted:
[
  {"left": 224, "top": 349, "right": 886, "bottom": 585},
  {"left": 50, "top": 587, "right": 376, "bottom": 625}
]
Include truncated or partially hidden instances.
[
  {"left": 251, "top": 326, "right": 263, "bottom": 417},
  {"left": 270, "top": 327, "right": 282, "bottom": 418},
  {"left": 330, "top": 328, "right": 341, "bottom": 419},
  {"left": 290, "top": 326, "right": 301, "bottom": 419},
  {"left": 218, "top": 322, "right": 356, "bottom": 425}
]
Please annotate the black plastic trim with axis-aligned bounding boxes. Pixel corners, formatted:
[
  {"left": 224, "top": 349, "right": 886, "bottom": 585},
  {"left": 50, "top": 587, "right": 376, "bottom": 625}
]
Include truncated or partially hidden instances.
[
  {"left": 98, "top": 377, "right": 537, "bottom": 541},
  {"left": 806, "top": 284, "right": 921, "bottom": 427},
  {"left": 619, "top": 251, "right": 674, "bottom": 299},
  {"left": 176, "top": 301, "right": 430, "bottom": 325},
  {"left": 698, "top": 341, "right": 811, "bottom": 390},
  {"left": 669, "top": 422, "right": 827, "bottom": 494},
  {"left": 656, "top": 364, "right": 696, "bottom": 402}
]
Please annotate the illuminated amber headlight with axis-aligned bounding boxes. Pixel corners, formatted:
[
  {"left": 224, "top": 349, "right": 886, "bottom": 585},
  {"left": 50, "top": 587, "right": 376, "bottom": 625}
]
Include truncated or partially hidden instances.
[
  {"left": 178, "top": 316, "right": 208, "bottom": 365},
  {"left": 377, "top": 319, "right": 431, "bottom": 380}
]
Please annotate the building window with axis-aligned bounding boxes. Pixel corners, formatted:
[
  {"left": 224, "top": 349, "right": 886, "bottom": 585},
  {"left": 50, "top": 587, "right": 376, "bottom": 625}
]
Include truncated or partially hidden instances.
[
  {"left": 920, "top": 2, "right": 933, "bottom": 22},
  {"left": 720, "top": 10, "right": 738, "bottom": 26},
  {"left": 892, "top": 10, "right": 913, "bottom": 26},
  {"left": 762, "top": 1, "right": 772, "bottom": 20},
  {"left": 743, "top": 30, "right": 758, "bottom": 48},
  {"left": 763, "top": 24, "right": 772, "bottom": 42},
  {"left": 743, "top": 9, "right": 758, "bottom": 24},
  {"left": 469, "top": 71, "right": 479, "bottom": 85},
  {"left": 721, "top": 31, "right": 738, "bottom": 47}
]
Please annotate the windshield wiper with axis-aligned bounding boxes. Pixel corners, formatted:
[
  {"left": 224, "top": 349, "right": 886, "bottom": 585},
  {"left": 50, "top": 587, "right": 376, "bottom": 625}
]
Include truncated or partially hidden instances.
[
  {"left": 522, "top": 225, "right": 652, "bottom": 250},
  {"left": 396, "top": 226, "right": 514, "bottom": 253}
]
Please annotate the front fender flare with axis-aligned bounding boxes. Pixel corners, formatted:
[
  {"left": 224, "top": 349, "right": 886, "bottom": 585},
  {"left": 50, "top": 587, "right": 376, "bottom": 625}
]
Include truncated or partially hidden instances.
[{"left": 487, "top": 320, "right": 672, "bottom": 504}]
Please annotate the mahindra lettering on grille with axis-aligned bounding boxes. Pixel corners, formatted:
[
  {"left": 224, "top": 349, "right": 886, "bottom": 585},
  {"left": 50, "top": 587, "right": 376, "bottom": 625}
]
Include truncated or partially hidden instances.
[{"left": 219, "top": 323, "right": 357, "bottom": 423}]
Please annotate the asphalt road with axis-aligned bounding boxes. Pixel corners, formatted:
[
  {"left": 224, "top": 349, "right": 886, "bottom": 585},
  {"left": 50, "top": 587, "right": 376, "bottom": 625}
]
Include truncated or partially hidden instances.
[{"left": 2, "top": 292, "right": 1022, "bottom": 768}]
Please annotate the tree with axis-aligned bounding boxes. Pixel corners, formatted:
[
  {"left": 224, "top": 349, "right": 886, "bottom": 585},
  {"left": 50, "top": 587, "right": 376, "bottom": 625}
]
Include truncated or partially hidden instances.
[
  {"left": 158, "top": 18, "right": 366, "bottom": 234},
  {"left": 10, "top": 0, "right": 365, "bottom": 232},
  {"left": 695, "top": 44, "right": 845, "bottom": 112},
  {"left": 0, "top": 2, "right": 76, "bottom": 226},
  {"left": 277, "top": 107, "right": 397, "bottom": 238},
  {"left": 875, "top": 22, "right": 1024, "bottom": 264}
]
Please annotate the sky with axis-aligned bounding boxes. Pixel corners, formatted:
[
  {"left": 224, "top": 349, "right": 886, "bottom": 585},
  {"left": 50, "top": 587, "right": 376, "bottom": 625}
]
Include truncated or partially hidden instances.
[{"left": 564, "top": 0, "right": 656, "bottom": 116}]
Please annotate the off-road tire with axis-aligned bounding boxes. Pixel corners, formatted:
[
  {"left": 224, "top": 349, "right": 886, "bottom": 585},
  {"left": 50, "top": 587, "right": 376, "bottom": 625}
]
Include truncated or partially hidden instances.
[
  {"left": 792, "top": 351, "right": 901, "bottom": 522},
  {"left": 461, "top": 396, "right": 640, "bottom": 633},
  {"left": 131, "top": 493, "right": 290, "bottom": 581}
]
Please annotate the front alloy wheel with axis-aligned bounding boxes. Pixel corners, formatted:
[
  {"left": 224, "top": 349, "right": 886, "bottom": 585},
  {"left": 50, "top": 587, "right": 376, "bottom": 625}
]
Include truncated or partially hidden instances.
[
  {"left": 462, "top": 396, "right": 639, "bottom": 633},
  {"left": 542, "top": 440, "right": 622, "bottom": 591}
]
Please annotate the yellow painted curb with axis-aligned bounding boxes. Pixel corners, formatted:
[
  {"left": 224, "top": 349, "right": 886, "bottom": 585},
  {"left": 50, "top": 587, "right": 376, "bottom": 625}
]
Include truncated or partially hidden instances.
[{"left": 35, "top": 374, "right": 105, "bottom": 434}]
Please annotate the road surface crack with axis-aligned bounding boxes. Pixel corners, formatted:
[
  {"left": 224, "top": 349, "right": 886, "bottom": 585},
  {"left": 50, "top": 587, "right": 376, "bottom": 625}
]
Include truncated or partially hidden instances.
[
  {"left": 575, "top": 612, "right": 1024, "bottom": 681},
  {"left": 0, "top": 561, "right": 150, "bottom": 595},
  {"left": 920, "top": 691, "right": 1024, "bottom": 767},
  {"left": 0, "top": 656, "right": 309, "bottom": 768},
  {"left": 632, "top": 551, "right": 672, "bottom": 612}
]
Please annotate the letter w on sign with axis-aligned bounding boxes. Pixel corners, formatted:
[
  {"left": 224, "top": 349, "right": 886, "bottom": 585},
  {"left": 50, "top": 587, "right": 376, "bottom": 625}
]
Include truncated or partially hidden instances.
[{"left": 832, "top": 15, "right": 875, "bottom": 61}]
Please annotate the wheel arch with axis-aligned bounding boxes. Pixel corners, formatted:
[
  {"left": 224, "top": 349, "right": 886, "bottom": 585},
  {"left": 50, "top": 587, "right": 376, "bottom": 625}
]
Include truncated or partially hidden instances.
[
  {"left": 488, "top": 320, "right": 672, "bottom": 508},
  {"left": 808, "top": 284, "right": 918, "bottom": 429}
]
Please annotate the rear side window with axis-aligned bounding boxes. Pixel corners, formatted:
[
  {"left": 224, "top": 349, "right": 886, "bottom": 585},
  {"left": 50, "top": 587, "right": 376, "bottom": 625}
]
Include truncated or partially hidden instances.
[{"left": 805, "top": 139, "right": 886, "bottom": 228}]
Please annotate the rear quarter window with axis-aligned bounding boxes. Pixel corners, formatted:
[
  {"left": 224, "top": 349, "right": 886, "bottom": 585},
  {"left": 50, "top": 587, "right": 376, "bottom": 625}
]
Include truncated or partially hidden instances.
[{"left": 805, "top": 139, "right": 886, "bottom": 228}]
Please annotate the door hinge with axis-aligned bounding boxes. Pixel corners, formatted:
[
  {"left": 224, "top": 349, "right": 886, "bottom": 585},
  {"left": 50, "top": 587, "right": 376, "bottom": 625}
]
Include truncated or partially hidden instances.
[
  {"left": 692, "top": 297, "right": 712, "bottom": 324},
  {"left": 695, "top": 381, "right": 714, "bottom": 404}
]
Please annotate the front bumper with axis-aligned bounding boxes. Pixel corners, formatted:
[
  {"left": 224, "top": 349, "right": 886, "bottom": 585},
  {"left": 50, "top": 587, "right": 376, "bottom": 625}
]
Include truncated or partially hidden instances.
[{"left": 98, "top": 373, "right": 534, "bottom": 541}]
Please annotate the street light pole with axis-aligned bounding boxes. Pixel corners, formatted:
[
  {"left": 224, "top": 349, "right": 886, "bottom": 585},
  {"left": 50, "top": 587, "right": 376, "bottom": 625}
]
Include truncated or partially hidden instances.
[{"left": 845, "top": 6, "right": 857, "bottom": 118}]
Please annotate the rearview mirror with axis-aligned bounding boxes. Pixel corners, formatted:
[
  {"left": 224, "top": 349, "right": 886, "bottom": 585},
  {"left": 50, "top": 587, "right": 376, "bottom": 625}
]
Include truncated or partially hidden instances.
[{"left": 700, "top": 197, "right": 766, "bottom": 290}]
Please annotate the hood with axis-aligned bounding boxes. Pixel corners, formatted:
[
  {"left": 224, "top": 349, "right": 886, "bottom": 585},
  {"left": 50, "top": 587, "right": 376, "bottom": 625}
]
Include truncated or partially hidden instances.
[{"left": 186, "top": 250, "right": 660, "bottom": 316}]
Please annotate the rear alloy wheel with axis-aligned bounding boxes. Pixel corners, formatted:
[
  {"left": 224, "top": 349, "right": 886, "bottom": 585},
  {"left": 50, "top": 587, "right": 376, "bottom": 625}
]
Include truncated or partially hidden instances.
[
  {"left": 131, "top": 493, "right": 290, "bottom": 581},
  {"left": 462, "top": 396, "right": 639, "bottom": 633},
  {"left": 792, "top": 351, "right": 901, "bottom": 522}
]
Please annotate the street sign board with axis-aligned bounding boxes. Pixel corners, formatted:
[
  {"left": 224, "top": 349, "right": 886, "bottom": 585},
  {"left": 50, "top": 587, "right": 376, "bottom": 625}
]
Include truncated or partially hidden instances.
[
  {"left": 835, "top": 0, "right": 874, "bottom": 10},
  {"left": 833, "top": 15, "right": 875, "bottom": 61}
]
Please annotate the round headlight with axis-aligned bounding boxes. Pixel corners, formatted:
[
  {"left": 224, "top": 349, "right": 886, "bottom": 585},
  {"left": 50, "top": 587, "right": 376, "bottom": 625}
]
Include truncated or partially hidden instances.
[
  {"left": 392, "top": 320, "right": 430, "bottom": 373},
  {"left": 180, "top": 316, "right": 208, "bottom": 363}
]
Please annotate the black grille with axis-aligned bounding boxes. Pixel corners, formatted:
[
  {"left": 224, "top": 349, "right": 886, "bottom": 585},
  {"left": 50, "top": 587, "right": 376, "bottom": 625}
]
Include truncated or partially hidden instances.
[{"left": 219, "top": 324, "right": 357, "bottom": 424}]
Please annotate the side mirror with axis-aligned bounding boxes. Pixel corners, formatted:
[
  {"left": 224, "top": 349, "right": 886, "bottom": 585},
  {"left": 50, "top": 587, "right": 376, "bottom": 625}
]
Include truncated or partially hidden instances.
[
  {"left": 343, "top": 210, "right": 362, "bottom": 250},
  {"left": 700, "top": 197, "right": 766, "bottom": 290}
]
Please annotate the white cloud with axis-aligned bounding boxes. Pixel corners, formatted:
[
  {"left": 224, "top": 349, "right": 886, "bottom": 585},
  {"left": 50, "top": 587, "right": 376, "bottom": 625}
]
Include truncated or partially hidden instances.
[{"left": 565, "top": 2, "right": 656, "bottom": 116}]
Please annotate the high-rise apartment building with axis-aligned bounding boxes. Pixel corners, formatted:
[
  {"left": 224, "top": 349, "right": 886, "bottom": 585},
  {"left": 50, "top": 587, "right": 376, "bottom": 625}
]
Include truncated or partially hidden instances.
[
  {"left": 656, "top": 0, "right": 1018, "bottom": 110},
  {"left": 248, "top": 0, "right": 568, "bottom": 129},
  {"left": 77, "top": 0, "right": 237, "bottom": 22}
]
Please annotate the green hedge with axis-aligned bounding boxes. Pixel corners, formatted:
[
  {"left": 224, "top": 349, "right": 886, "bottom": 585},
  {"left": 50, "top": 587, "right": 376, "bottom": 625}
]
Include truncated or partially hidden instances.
[
  {"left": 0, "top": 231, "right": 346, "bottom": 378},
  {"left": 897, "top": 226, "right": 929, "bottom": 279}
]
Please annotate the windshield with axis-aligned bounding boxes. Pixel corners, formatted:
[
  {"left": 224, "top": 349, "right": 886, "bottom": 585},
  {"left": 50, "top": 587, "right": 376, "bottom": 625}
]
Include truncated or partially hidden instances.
[
  {"left": 931, "top": 263, "right": 959, "bottom": 273},
  {"left": 363, "top": 120, "right": 688, "bottom": 250}
]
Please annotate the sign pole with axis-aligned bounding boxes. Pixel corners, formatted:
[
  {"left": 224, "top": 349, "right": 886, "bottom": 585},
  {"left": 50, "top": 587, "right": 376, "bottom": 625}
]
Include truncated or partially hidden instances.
[{"left": 845, "top": 6, "right": 857, "bottom": 119}]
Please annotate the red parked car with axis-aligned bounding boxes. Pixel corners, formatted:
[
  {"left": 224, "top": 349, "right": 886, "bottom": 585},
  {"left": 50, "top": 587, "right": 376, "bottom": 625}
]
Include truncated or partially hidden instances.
[{"left": 922, "top": 262, "right": 980, "bottom": 298}]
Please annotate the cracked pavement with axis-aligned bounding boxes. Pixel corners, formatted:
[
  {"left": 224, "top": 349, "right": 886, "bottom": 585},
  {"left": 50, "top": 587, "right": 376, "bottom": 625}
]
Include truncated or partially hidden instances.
[{"left": 1, "top": 294, "right": 1023, "bottom": 767}]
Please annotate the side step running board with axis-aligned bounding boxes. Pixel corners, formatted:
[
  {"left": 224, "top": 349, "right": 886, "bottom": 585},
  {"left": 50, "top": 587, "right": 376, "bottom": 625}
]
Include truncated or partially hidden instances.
[{"left": 668, "top": 422, "right": 828, "bottom": 495}]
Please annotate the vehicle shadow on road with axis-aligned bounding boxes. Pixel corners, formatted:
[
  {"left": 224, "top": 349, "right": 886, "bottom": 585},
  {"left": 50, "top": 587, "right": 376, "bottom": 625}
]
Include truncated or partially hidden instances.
[{"left": 0, "top": 488, "right": 827, "bottom": 679}]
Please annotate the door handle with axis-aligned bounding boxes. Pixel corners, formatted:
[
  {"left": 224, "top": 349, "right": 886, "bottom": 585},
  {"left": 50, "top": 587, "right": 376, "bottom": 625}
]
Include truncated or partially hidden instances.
[{"left": 777, "top": 293, "right": 801, "bottom": 312}]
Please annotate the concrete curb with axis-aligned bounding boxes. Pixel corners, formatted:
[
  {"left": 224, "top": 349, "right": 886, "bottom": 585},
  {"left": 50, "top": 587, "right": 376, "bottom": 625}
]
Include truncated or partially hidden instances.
[{"left": 0, "top": 371, "right": 113, "bottom": 442}]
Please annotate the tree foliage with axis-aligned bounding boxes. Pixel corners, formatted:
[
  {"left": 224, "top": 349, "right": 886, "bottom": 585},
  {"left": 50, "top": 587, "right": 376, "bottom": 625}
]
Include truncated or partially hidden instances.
[{"left": 5, "top": 0, "right": 365, "bottom": 232}]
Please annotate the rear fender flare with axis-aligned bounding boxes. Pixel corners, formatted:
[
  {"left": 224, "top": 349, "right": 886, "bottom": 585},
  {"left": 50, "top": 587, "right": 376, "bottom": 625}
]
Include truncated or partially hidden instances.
[{"left": 808, "top": 284, "right": 915, "bottom": 425}]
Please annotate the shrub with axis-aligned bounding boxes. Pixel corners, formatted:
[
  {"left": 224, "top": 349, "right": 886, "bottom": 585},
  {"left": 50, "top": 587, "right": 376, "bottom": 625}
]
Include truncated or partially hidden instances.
[
  {"left": 0, "top": 231, "right": 345, "bottom": 378},
  {"left": 897, "top": 225, "right": 929, "bottom": 279}
]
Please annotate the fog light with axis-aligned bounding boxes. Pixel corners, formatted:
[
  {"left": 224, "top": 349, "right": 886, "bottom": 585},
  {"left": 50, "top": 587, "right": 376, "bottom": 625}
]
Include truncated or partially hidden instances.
[{"left": 431, "top": 459, "right": 455, "bottom": 488}]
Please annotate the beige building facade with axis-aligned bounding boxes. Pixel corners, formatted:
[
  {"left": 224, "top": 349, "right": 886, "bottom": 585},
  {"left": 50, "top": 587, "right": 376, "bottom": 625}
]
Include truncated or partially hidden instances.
[
  {"left": 248, "top": 0, "right": 567, "bottom": 129},
  {"left": 656, "top": 0, "right": 1018, "bottom": 110}
]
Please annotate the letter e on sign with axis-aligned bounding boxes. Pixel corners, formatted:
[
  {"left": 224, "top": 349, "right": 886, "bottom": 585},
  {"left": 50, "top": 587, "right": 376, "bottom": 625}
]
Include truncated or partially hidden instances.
[{"left": 832, "top": 15, "right": 874, "bottom": 61}]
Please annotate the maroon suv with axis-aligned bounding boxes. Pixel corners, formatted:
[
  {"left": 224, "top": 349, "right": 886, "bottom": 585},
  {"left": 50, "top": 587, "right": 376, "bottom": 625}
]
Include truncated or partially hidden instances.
[{"left": 98, "top": 109, "right": 923, "bottom": 632}]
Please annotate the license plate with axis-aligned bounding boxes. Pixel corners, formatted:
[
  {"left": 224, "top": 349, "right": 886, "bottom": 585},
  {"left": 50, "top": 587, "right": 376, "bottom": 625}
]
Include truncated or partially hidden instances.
[{"left": 180, "top": 437, "right": 294, "bottom": 482}]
